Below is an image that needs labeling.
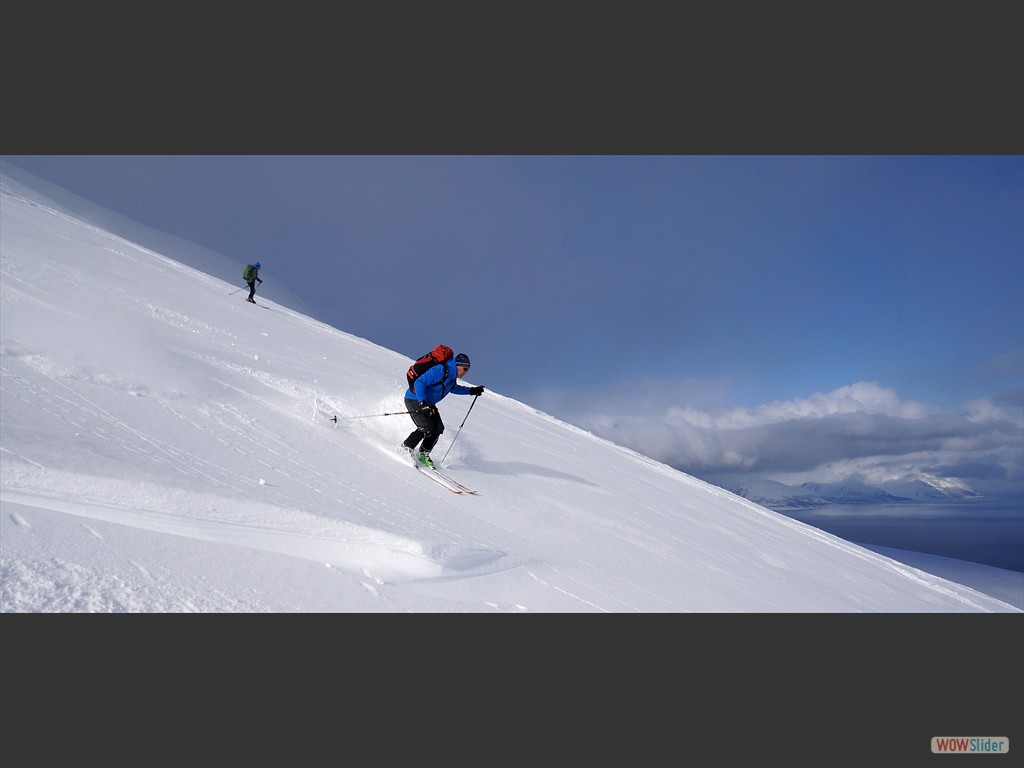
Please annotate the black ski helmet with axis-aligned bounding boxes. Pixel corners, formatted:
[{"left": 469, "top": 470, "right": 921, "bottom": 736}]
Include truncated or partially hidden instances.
[{"left": 455, "top": 353, "right": 471, "bottom": 370}]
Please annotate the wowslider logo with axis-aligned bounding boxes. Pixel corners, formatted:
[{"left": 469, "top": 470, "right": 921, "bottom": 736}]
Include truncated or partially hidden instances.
[{"left": 932, "top": 737, "right": 1009, "bottom": 754}]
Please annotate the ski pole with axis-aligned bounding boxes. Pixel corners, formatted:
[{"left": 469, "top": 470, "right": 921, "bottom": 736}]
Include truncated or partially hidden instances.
[
  {"left": 328, "top": 412, "right": 409, "bottom": 422},
  {"left": 229, "top": 286, "right": 245, "bottom": 295},
  {"left": 440, "top": 395, "right": 478, "bottom": 463}
]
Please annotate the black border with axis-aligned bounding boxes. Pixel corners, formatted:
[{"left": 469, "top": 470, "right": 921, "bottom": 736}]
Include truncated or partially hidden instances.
[
  {"left": 4, "top": 8, "right": 1022, "bottom": 154},
  {"left": 4, "top": 614, "right": 1021, "bottom": 767}
]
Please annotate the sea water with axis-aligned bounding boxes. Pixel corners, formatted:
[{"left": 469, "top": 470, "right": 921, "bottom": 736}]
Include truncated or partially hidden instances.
[{"left": 775, "top": 498, "right": 1024, "bottom": 573}]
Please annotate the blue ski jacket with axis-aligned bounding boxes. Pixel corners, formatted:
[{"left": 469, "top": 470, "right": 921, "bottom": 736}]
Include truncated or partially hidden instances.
[{"left": 404, "top": 358, "right": 472, "bottom": 404}]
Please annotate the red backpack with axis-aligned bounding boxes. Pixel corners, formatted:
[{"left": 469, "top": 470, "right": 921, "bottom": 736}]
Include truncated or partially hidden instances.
[{"left": 406, "top": 344, "right": 454, "bottom": 389}]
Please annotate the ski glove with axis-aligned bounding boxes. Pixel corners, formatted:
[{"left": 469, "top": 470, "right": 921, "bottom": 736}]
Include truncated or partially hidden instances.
[
  {"left": 469, "top": 386, "right": 484, "bottom": 396},
  {"left": 417, "top": 400, "right": 434, "bottom": 414},
  {"left": 257, "top": 278, "right": 263, "bottom": 284}
]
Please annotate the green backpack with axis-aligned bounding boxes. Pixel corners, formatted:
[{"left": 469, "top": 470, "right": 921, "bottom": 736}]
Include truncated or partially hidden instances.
[{"left": 243, "top": 264, "right": 256, "bottom": 281}]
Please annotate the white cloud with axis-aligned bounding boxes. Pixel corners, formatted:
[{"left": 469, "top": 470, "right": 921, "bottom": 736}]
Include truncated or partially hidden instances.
[{"left": 546, "top": 377, "right": 1022, "bottom": 494}]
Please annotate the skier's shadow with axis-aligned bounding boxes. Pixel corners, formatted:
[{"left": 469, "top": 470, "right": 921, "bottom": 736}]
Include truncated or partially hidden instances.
[{"left": 454, "top": 458, "right": 596, "bottom": 485}]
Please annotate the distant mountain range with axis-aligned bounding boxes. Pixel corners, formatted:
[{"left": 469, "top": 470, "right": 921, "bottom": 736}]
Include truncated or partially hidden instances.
[{"left": 718, "top": 473, "right": 981, "bottom": 510}]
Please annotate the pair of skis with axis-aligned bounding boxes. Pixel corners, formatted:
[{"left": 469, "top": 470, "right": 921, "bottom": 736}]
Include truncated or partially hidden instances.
[
  {"left": 414, "top": 463, "right": 478, "bottom": 495},
  {"left": 396, "top": 445, "right": 476, "bottom": 494},
  {"left": 416, "top": 465, "right": 478, "bottom": 494}
]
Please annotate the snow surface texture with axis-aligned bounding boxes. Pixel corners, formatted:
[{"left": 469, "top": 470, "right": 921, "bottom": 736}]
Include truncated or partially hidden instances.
[{"left": 1, "top": 173, "right": 1020, "bottom": 613}]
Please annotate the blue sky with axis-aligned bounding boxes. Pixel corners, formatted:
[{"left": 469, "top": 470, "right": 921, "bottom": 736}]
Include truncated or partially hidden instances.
[{"left": 5, "top": 155, "right": 1022, "bottom": 498}]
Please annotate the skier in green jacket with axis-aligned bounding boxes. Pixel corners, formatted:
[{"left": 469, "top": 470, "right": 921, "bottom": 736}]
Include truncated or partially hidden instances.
[{"left": 242, "top": 262, "right": 263, "bottom": 303}]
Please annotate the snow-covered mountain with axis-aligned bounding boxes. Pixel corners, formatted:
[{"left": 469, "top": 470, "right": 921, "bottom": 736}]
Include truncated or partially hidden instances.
[
  {"left": 718, "top": 476, "right": 832, "bottom": 509},
  {"left": 724, "top": 474, "right": 981, "bottom": 509},
  {"left": 877, "top": 473, "right": 982, "bottom": 500},
  {"left": 798, "top": 479, "right": 909, "bottom": 504},
  {"left": 1, "top": 171, "right": 1017, "bottom": 613}
]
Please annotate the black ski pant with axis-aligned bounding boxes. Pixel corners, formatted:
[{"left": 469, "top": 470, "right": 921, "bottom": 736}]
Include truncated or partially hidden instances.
[
  {"left": 247, "top": 280, "right": 257, "bottom": 300},
  {"left": 403, "top": 398, "right": 444, "bottom": 453}
]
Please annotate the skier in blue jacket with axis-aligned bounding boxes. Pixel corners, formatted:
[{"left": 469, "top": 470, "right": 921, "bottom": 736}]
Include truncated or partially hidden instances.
[{"left": 402, "top": 352, "right": 483, "bottom": 467}]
